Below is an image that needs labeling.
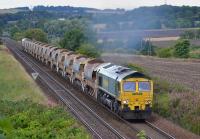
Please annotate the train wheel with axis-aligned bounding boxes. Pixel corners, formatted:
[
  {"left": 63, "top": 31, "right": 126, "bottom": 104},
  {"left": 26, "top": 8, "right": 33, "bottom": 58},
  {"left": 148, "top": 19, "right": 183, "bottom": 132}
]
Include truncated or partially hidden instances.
[
  {"left": 56, "top": 67, "right": 59, "bottom": 72},
  {"left": 63, "top": 71, "right": 66, "bottom": 77},
  {"left": 81, "top": 84, "right": 85, "bottom": 92}
]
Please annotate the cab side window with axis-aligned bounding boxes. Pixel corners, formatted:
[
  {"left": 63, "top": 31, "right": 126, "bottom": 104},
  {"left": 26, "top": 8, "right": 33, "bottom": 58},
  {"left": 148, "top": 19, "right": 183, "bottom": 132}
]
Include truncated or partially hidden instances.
[{"left": 98, "top": 76, "right": 102, "bottom": 86}]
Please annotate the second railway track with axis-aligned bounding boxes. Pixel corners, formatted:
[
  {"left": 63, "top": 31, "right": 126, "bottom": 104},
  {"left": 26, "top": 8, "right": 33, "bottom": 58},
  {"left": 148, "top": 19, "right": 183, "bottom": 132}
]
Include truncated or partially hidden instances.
[{"left": 4, "top": 38, "right": 175, "bottom": 139}]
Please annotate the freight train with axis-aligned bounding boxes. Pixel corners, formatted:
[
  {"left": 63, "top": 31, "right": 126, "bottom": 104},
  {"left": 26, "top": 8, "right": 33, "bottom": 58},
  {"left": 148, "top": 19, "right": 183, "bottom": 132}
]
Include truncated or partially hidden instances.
[{"left": 22, "top": 38, "right": 153, "bottom": 119}]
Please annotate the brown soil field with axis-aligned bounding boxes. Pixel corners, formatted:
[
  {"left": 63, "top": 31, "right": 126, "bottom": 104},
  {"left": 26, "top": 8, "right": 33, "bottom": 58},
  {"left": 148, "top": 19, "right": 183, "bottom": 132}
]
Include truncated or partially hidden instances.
[{"left": 102, "top": 53, "right": 200, "bottom": 92}]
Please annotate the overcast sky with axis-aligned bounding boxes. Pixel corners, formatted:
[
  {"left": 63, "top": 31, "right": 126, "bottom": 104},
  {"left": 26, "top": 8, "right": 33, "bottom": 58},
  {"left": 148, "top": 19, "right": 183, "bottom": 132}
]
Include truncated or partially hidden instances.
[{"left": 1, "top": 0, "right": 200, "bottom": 9}]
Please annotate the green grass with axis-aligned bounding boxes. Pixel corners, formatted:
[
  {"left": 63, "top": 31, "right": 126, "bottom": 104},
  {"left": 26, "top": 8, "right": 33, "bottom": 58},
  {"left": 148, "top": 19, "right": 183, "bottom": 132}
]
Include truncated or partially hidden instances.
[
  {"left": 153, "top": 92, "right": 170, "bottom": 117},
  {"left": 0, "top": 45, "right": 47, "bottom": 103},
  {"left": 0, "top": 45, "right": 90, "bottom": 139},
  {"left": 156, "top": 47, "right": 173, "bottom": 58},
  {"left": 127, "top": 63, "right": 146, "bottom": 74},
  {"left": 190, "top": 46, "right": 200, "bottom": 59},
  {"left": 0, "top": 100, "right": 90, "bottom": 139}
]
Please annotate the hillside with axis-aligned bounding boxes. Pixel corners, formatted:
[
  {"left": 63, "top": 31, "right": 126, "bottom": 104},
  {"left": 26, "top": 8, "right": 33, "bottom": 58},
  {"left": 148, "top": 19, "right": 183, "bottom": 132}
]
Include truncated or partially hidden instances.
[
  {"left": 1, "top": 5, "right": 200, "bottom": 31},
  {"left": 32, "top": 5, "right": 200, "bottom": 30}
]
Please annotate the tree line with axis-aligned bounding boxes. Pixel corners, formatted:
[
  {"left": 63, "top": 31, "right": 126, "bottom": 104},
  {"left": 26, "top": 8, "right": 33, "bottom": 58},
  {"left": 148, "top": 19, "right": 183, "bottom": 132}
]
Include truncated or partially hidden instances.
[
  {"left": 1, "top": 5, "right": 200, "bottom": 31},
  {"left": 10, "top": 19, "right": 100, "bottom": 58}
]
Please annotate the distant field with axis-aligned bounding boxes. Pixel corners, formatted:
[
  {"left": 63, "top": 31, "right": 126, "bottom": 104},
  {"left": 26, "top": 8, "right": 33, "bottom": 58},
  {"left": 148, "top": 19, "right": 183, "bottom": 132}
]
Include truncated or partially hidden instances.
[
  {"left": 0, "top": 8, "right": 28, "bottom": 14},
  {"left": 152, "top": 39, "right": 200, "bottom": 48}
]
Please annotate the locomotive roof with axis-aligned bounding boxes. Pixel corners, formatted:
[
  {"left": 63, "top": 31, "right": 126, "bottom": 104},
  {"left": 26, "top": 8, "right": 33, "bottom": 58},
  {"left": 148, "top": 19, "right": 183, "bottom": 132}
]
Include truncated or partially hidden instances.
[{"left": 97, "top": 63, "right": 142, "bottom": 81}]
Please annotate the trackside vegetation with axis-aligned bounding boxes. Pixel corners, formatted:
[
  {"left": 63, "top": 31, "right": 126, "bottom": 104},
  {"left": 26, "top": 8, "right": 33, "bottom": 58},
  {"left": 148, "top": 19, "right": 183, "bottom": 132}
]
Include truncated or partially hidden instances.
[
  {"left": 0, "top": 45, "right": 90, "bottom": 139},
  {"left": 128, "top": 63, "right": 200, "bottom": 135},
  {"left": 136, "top": 130, "right": 146, "bottom": 139},
  {"left": 77, "top": 43, "right": 101, "bottom": 58},
  {"left": 13, "top": 28, "right": 48, "bottom": 43}
]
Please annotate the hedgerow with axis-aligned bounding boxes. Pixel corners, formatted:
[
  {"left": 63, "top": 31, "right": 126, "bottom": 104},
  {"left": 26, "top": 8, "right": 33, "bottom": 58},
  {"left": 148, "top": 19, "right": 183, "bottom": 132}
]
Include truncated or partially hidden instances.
[{"left": 0, "top": 100, "right": 90, "bottom": 139}]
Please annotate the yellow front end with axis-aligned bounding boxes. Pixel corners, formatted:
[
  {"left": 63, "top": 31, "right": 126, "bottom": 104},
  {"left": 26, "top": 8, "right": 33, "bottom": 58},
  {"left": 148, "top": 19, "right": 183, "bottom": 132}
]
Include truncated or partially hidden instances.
[{"left": 118, "top": 78, "right": 153, "bottom": 119}]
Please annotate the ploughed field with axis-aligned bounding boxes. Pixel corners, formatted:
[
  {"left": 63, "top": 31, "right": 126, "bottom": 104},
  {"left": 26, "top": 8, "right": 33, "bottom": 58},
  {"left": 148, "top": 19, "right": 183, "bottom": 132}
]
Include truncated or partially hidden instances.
[
  {"left": 152, "top": 39, "right": 200, "bottom": 48},
  {"left": 102, "top": 53, "right": 200, "bottom": 92}
]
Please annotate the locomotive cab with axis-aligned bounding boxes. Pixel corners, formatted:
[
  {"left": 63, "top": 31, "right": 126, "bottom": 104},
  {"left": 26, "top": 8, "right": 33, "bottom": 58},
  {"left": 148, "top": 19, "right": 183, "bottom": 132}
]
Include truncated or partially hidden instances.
[
  {"left": 120, "top": 77, "right": 153, "bottom": 119},
  {"left": 96, "top": 63, "right": 153, "bottom": 119}
]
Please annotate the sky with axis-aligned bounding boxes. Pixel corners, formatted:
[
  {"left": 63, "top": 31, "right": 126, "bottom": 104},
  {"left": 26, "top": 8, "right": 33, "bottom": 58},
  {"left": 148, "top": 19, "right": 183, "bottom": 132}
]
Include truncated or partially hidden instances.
[{"left": 0, "top": 0, "right": 200, "bottom": 9}]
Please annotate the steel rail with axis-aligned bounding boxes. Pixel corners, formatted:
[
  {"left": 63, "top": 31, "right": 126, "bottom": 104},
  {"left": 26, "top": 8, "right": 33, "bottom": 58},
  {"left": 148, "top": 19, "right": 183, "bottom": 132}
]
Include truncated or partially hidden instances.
[{"left": 145, "top": 121, "right": 176, "bottom": 139}]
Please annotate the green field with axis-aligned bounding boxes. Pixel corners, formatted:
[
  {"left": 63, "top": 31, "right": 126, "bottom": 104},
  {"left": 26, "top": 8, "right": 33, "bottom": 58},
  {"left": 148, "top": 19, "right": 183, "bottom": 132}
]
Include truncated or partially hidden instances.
[
  {"left": 0, "top": 45, "right": 47, "bottom": 103},
  {"left": 0, "top": 45, "right": 90, "bottom": 139}
]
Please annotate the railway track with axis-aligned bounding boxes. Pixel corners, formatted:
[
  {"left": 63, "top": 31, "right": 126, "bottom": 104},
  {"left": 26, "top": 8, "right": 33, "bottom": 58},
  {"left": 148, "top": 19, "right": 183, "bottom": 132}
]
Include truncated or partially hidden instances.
[
  {"left": 97, "top": 99, "right": 175, "bottom": 139},
  {"left": 4, "top": 39, "right": 127, "bottom": 139},
  {"left": 4, "top": 38, "right": 176, "bottom": 139}
]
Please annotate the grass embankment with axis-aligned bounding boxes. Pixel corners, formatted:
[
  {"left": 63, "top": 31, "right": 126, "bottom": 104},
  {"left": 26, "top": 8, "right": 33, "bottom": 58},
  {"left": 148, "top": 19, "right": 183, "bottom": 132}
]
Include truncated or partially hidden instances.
[
  {"left": 0, "top": 45, "right": 90, "bottom": 139},
  {"left": 128, "top": 63, "right": 200, "bottom": 135},
  {"left": 190, "top": 46, "right": 200, "bottom": 59}
]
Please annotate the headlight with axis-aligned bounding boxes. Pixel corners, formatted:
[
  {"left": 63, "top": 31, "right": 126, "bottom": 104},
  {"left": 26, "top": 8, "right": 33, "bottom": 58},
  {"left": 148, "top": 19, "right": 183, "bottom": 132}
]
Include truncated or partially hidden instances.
[
  {"left": 123, "top": 100, "right": 129, "bottom": 104},
  {"left": 146, "top": 100, "right": 151, "bottom": 104}
]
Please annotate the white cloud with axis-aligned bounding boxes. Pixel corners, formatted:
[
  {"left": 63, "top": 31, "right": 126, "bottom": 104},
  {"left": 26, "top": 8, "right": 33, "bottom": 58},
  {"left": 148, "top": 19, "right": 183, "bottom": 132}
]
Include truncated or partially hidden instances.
[{"left": 0, "top": 0, "right": 200, "bottom": 9}]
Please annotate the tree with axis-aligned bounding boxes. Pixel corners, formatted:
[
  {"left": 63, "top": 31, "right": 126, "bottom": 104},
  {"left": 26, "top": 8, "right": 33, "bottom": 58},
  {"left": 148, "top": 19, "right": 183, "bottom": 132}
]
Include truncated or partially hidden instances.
[
  {"left": 173, "top": 40, "right": 190, "bottom": 58},
  {"left": 140, "top": 40, "right": 156, "bottom": 56},
  {"left": 10, "top": 26, "right": 20, "bottom": 38},
  {"left": 59, "top": 28, "right": 86, "bottom": 51},
  {"left": 24, "top": 28, "right": 48, "bottom": 43},
  {"left": 77, "top": 43, "right": 101, "bottom": 58},
  {"left": 13, "top": 32, "right": 24, "bottom": 41},
  {"left": 0, "top": 28, "right": 2, "bottom": 36}
]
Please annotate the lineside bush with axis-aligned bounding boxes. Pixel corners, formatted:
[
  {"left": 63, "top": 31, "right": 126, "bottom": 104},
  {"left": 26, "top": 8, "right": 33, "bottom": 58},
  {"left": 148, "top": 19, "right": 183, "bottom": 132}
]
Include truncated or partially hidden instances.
[
  {"left": 173, "top": 39, "right": 190, "bottom": 58},
  {"left": 0, "top": 45, "right": 90, "bottom": 139},
  {"left": 0, "top": 100, "right": 89, "bottom": 139},
  {"left": 157, "top": 47, "right": 173, "bottom": 58}
]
